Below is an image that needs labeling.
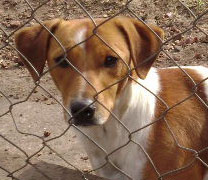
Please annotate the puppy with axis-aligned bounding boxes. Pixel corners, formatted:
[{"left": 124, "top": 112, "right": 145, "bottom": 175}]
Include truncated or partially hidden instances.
[{"left": 15, "top": 17, "right": 208, "bottom": 180}]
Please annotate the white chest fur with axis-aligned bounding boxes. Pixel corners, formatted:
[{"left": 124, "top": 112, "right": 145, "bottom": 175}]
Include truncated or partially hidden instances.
[{"left": 77, "top": 68, "right": 160, "bottom": 180}]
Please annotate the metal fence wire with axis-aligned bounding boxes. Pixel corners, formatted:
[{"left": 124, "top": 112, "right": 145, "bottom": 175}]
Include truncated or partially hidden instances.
[{"left": 0, "top": 0, "right": 208, "bottom": 179}]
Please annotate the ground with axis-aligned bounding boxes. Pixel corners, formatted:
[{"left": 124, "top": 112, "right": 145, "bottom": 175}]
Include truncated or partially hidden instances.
[{"left": 0, "top": 0, "right": 207, "bottom": 180}]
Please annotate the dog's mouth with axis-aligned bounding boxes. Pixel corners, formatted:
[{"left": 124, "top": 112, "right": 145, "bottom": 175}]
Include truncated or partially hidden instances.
[
  {"left": 65, "top": 111, "right": 108, "bottom": 127},
  {"left": 71, "top": 112, "right": 108, "bottom": 127},
  {"left": 71, "top": 116, "right": 98, "bottom": 127}
]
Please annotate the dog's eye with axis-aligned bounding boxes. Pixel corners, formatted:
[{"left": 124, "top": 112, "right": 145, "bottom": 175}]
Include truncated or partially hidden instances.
[
  {"left": 104, "top": 56, "right": 118, "bottom": 68},
  {"left": 55, "top": 56, "right": 70, "bottom": 68}
]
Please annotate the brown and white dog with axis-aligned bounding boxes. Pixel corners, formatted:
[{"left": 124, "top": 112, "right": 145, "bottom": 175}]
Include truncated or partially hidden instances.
[{"left": 15, "top": 17, "right": 208, "bottom": 180}]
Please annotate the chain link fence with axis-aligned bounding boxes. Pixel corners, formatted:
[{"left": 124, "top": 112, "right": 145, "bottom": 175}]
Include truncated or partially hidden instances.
[{"left": 0, "top": 0, "right": 208, "bottom": 179}]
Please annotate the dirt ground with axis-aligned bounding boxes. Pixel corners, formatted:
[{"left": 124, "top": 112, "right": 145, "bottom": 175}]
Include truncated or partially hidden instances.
[{"left": 0, "top": 0, "right": 207, "bottom": 180}]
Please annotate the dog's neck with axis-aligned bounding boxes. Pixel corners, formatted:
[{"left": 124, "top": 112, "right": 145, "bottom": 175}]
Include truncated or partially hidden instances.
[{"left": 114, "top": 67, "right": 160, "bottom": 132}]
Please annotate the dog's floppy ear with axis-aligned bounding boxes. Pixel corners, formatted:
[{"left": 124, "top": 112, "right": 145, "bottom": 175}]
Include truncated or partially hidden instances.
[
  {"left": 15, "top": 19, "right": 61, "bottom": 81},
  {"left": 116, "top": 18, "right": 164, "bottom": 79}
]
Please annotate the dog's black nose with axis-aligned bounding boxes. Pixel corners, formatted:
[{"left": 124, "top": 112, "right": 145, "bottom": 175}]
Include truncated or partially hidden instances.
[{"left": 70, "top": 99, "right": 96, "bottom": 126}]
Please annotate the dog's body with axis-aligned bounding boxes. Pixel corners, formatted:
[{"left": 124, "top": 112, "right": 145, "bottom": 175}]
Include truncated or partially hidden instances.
[
  {"left": 15, "top": 18, "right": 208, "bottom": 180},
  {"left": 80, "top": 66, "right": 208, "bottom": 180}
]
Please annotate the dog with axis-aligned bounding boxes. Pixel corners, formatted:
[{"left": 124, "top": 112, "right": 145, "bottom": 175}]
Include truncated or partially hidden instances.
[{"left": 15, "top": 17, "right": 208, "bottom": 180}]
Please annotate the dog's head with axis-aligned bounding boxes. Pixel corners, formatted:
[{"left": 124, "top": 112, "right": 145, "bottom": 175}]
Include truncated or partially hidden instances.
[{"left": 15, "top": 17, "right": 164, "bottom": 126}]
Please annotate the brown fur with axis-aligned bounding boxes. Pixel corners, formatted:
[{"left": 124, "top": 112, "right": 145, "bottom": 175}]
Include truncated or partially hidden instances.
[
  {"left": 14, "top": 17, "right": 208, "bottom": 179},
  {"left": 144, "top": 68, "right": 208, "bottom": 180}
]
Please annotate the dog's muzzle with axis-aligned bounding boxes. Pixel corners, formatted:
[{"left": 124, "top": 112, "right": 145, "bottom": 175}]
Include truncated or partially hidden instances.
[{"left": 70, "top": 99, "right": 96, "bottom": 126}]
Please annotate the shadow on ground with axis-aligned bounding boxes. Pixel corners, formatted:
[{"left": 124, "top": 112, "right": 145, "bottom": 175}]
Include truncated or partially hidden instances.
[{"left": 18, "top": 161, "right": 109, "bottom": 180}]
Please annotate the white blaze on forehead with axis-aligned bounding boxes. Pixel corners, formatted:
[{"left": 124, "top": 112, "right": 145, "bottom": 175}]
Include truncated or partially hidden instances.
[
  {"left": 73, "top": 27, "right": 88, "bottom": 99},
  {"left": 77, "top": 72, "right": 88, "bottom": 99},
  {"left": 74, "top": 27, "right": 87, "bottom": 49}
]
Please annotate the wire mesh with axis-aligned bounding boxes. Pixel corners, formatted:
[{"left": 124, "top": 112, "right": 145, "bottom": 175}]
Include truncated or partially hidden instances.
[{"left": 0, "top": 0, "right": 208, "bottom": 180}]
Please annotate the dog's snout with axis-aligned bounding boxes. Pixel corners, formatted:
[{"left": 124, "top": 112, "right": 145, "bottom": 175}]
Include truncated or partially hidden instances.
[{"left": 70, "top": 99, "right": 96, "bottom": 126}]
